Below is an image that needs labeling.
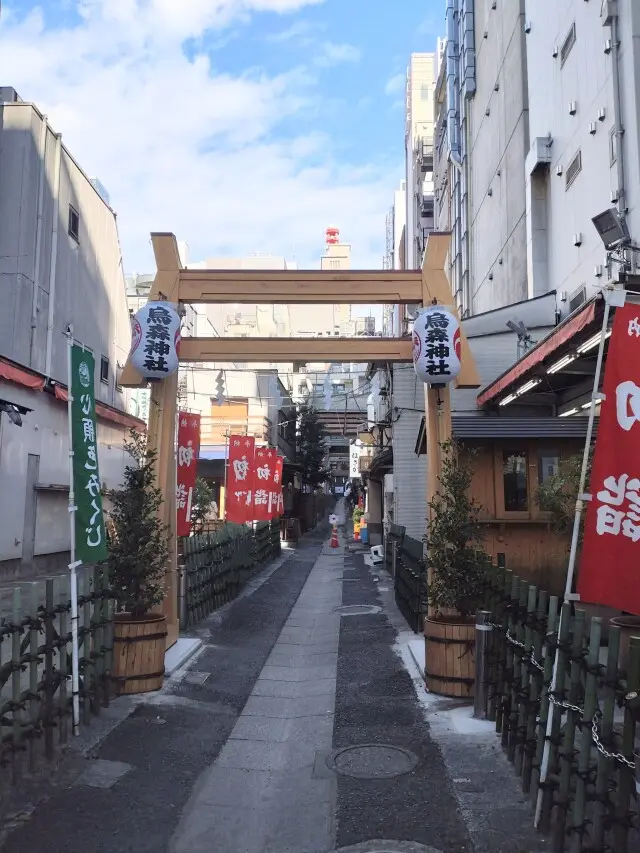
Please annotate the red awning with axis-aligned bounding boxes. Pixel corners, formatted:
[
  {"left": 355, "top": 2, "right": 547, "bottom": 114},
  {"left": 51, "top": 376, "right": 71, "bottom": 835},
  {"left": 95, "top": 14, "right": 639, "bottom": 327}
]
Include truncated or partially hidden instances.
[
  {"left": 53, "top": 385, "right": 147, "bottom": 431},
  {"left": 477, "top": 300, "right": 597, "bottom": 407},
  {"left": 0, "top": 358, "right": 46, "bottom": 392}
]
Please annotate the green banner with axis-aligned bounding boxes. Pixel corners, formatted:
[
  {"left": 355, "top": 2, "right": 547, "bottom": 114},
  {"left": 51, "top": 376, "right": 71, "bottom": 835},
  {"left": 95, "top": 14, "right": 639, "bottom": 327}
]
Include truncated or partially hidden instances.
[{"left": 70, "top": 345, "right": 108, "bottom": 564}]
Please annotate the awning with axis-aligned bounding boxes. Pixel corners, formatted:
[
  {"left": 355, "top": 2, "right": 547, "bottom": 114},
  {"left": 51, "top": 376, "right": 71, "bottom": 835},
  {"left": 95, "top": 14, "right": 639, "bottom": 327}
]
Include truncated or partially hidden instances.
[
  {"left": 53, "top": 385, "right": 147, "bottom": 431},
  {"left": 0, "top": 357, "right": 46, "bottom": 391},
  {"left": 477, "top": 298, "right": 598, "bottom": 407},
  {"left": 415, "top": 415, "right": 597, "bottom": 454}
]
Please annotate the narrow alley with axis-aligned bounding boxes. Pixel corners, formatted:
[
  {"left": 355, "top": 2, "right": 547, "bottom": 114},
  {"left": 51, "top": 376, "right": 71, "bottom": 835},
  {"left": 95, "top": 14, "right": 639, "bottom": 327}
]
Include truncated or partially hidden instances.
[{"left": 0, "top": 519, "right": 548, "bottom": 853}]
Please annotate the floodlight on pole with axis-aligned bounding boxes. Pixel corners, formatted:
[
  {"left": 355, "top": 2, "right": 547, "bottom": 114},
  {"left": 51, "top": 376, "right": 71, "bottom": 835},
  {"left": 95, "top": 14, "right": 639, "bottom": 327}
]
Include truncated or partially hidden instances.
[{"left": 592, "top": 207, "right": 630, "bottom": 250}]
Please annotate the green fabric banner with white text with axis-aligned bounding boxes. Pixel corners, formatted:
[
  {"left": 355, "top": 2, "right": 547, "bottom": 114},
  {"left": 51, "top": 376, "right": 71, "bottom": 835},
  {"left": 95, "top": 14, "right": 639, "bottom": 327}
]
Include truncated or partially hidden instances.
[{"left": 70, "top": 345, "right": 108, "bottom": 564}]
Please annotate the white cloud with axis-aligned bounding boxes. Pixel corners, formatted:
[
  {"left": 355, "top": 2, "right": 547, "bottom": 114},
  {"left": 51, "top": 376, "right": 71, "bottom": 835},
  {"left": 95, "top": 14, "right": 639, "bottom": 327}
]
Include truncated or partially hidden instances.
[
  {"left": 266, "top": 19, "right": 321, "bottom": 42},
  {"left": 384, "top": 72, "right": 405, "bottom": 95},
  {"left": 0, "top": 1, "right": 393, "bottom": 271},
  {"left": 314, "top": 41, "right": 361, "bottom": 68}
]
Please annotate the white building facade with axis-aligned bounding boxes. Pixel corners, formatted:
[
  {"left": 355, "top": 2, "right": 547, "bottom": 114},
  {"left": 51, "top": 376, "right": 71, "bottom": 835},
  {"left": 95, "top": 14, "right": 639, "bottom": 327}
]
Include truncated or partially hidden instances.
[{"left": 0, "top": 90, "right": 141, "bottom": 580}]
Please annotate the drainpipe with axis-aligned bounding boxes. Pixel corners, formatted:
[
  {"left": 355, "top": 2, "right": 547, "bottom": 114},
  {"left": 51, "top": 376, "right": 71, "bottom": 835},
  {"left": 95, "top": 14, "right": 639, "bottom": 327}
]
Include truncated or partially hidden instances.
[
  {"left": 44, "top": 133, "right": 62, "bottom": 378},
  {"left": 610, "top": 11, "right": 627, "bottom": 220},
  {"left": 29, "top": 114, "right": 48, "bottom": 369}
]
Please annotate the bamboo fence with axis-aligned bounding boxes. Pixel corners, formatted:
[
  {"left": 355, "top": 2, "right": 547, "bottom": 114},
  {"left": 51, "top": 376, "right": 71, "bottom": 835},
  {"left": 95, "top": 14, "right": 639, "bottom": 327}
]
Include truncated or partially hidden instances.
[{"left": 482, "top": 566, "right": 640, "bottom": 853}]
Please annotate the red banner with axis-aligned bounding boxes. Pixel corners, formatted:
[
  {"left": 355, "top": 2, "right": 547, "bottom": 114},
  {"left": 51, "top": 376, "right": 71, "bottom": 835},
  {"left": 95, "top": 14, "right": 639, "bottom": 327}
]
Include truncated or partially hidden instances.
[
  {"left": 578, "top": 302, "right": 640, "bottom": 614},
  {"left": 252, "top": 447, "right": 276, "bottom": 522},
  {"left": 271, "top": 455, "right": 284, "bottom": 519},
  {"left": 176, "top": 412, "right": 201, "bottom": 537},
  {"left": 225, "top": 435, "right": 255, "bottom": 524}
]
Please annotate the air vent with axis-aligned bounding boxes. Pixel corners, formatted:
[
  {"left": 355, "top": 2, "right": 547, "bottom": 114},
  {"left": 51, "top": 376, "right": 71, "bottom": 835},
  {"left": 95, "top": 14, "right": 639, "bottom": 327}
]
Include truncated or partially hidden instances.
[
  {"left": 560, "top": 23, "right": 576, "bottom": 67},
  {"left": 565, "top": 149, "right": 582, "bottom": 189},
  {"left": 569, "top": 286, "right": 587, "bottom": 313}
]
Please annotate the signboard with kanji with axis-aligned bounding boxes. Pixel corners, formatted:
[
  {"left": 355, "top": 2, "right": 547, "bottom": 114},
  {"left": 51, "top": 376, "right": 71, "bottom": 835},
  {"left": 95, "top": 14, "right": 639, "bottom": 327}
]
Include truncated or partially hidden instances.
[
  {"left": 130, "top": 301, "right": 181, "bottom": 381},
  {"left": 412, "top": 306, "right": 461, "bottom": 385},
  {"left": 70, "top": 346, "right": 108, "bottom": 563},
  {"left": 578, "top": 301, "right": 640, "bottom": 614},
  {"left": 226, "top": 435, "right": 255, "bottom": 524},
  {"left": 176, "top": 412, "right": 200, "bottom": 536}
]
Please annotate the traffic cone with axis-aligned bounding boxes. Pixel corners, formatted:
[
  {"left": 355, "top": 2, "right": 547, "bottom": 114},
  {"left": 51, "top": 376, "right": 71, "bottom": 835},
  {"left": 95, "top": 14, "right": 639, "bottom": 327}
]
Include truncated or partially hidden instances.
[{"left": 330, "top": 524, "right": 339, "bottom": 548}]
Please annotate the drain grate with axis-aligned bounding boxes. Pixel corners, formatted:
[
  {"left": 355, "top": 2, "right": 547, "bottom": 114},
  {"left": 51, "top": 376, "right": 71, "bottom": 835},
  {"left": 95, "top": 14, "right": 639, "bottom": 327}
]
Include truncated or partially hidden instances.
[
  {"left": 326, "top": 743, "right": 419, "bottom": 779},
  {"left": 334, "top": 604, "right": 381, "bottom": 616}
]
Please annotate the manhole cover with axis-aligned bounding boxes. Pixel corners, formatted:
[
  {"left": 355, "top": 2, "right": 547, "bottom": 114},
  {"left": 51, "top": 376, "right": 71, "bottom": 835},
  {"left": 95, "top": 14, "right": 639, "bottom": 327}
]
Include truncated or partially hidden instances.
[
  {"left": 332, "top": 841, "right": 442, "bottom": 853},
  {"left": 326, "top": 744, "right": 419, "bottom": 779},
  {"left": 334, "top": 605, "right": 381, "bottom": 616},
  {"left": 183, "top": 671, "right": 210, "bottom": 686}
]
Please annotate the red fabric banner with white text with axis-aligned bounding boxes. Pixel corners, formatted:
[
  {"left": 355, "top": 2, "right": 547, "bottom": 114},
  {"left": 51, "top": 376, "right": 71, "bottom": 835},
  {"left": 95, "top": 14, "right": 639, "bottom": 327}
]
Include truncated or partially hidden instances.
[
  {"left": 225, "top": 435, "right": 255, "bottom": 524},
  {"left": 176, "top": 412, "right": 201, "bottom": 537},
  {"left": 271, "top": 455, "right": 284, "bottom": 519},
  {"left": 578, "top": 301, "right": 640, "bottom": 614},
  {"left": 252, "top": 447, "right": 275, "bottom": 522}
]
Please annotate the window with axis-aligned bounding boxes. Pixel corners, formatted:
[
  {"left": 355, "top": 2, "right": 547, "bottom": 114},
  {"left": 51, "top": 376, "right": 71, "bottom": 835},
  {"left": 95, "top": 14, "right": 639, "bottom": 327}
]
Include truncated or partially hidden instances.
[
  {"left": 100, "top": 356, "right": 109, "bottom": 384},
  {"left": 610, "top": 127, "right": 617, "bottom": 166},
  {"left": 565, "top": 150, "right": 582, "bottom": 189},
  {"left": 560, "top": 22, "right": 576, "bottom": 67},
  {"left": 538, "top": 451, "right": 559, "bottom": 485},
  {"left": 420, "top": 83, "right": 430, "bottom": 101},
  {"left": 503, "top": 451, "right": 529, "bottom": 512},
  {"left": 332, "top": 383, "right": 346, "bottom": 393},
  {"left": 68, "top": 205, "right": 80, "bottom": 242},
  {"left": 329, "top": 259, "right": 340, "bottom": 270}
]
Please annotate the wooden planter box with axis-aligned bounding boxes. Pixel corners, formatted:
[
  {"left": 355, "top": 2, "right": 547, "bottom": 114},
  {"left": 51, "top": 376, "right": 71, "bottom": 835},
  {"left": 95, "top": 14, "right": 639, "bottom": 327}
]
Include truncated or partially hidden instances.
[
  {"left": 111, "top": 613, "right": 168, "bottom": 695},
  {"left": 424, "top": 616, "right": 475, "bottom": 699}
]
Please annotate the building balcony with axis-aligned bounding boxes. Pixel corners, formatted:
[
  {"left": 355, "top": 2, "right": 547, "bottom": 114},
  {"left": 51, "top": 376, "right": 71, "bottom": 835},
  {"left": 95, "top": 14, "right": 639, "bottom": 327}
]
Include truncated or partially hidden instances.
[{"left": 418, "top": 139, "right": 434, "bottom": 174}]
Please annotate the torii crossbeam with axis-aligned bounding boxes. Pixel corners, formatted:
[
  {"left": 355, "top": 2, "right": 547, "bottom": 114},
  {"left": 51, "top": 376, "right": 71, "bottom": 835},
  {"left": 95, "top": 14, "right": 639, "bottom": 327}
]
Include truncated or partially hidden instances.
[{"left": 120, "top": 232, "right": 480, "bottom": 646}]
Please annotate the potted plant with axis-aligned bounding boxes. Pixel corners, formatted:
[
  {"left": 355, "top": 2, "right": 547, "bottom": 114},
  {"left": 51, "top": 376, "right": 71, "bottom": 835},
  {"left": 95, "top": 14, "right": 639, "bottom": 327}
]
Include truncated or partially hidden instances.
[
  {"left": 107, "top": 430, "right": 170, "bottom": 695},
  {"left": 424, "top": 440, "right": 489, "bottom": 698}
]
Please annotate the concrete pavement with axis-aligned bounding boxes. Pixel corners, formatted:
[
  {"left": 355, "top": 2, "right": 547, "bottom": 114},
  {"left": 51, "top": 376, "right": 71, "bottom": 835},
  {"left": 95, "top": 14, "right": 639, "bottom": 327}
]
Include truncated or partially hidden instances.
[{"left": 169, "top": 546, "right": 344, "bottom": 853}]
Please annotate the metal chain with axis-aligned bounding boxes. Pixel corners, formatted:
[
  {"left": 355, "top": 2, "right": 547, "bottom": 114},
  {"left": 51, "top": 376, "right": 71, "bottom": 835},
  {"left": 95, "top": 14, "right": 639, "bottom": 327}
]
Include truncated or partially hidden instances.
[
  {"left": 486, "top": 622, "right": 635, "bottom": 768},
  {"left": 591, "top": 711, "right": 635, "bottom": 769}
]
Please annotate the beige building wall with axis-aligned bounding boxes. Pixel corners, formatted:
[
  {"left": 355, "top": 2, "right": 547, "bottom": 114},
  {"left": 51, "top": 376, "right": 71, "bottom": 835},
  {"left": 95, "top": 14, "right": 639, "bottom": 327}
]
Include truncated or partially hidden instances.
[{"left": 405, "top": 53, "right": 436, "bottom": 271}]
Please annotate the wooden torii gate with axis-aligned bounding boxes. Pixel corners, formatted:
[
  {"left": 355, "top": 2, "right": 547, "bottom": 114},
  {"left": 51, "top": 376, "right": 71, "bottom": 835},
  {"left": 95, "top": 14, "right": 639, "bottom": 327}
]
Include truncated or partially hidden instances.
[{"left": 119, "top": 232, "right": 480, "bottom": 645}]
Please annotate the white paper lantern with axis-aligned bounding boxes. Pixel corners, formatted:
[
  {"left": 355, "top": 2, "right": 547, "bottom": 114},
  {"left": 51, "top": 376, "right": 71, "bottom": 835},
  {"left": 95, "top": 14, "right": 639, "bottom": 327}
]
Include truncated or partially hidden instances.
[
  {"left": 130, "top": 301, "right": 181, "bottom": 381},
  {"left": 412, "top": 306, "right": 461, "bottom": 385}
]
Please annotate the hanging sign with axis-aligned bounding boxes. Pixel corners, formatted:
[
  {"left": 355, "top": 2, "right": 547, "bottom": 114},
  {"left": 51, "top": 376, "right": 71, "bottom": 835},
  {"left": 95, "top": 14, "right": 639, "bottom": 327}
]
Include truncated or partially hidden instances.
[
  {"left": 130, "top": 301, "right": 181, "bottom": 380},
  {"left": 253, "top": 447, "right": 275, "bottom": 523},
  {"left": 176, "top": 412, "right": 200, "bottom": 537},
  {"left": 349, "top": 443, "right": 361, "bottom": 479},
  {"left": 578, "top": 302, "right": 640, "bottom": 614},
  {"left": 271, "top": 455, "right": 285, "bottom": 518},
  {"left": 412, "top": 306, "right": 461, "bottom": 385},
  {"left": 70, "top": 346, "right": 108, "bottom": 563},
  {"left": 226, "top": 435, "right": 255, "bottom": 524}
]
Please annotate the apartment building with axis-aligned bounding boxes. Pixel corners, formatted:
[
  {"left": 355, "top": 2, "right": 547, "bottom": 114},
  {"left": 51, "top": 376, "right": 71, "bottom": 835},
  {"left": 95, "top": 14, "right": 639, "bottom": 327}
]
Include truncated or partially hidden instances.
[
  {"left": 0, "top": 88, "right": 142, "bottom": 580},
  {"left": 405, "top": 54, "right": 437, "bottom": 272},
  {"left": 523, "top": 0, "right": 640, "bottom": 311},
  {"left": 433, "top": 1, "right": 530, "bottom": 316}
]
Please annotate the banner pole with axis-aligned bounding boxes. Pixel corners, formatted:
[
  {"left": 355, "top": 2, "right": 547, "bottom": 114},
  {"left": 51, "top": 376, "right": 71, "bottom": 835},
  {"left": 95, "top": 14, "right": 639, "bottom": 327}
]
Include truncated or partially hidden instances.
[
  {"left": 65, "top": 328, "right": 81, "bottom": 737},
  {"left": 535, "top": 287, "right": 616, "bottom": 826},
  {"left": 223, "top": 428, "right": 229, "bottom": 522}
]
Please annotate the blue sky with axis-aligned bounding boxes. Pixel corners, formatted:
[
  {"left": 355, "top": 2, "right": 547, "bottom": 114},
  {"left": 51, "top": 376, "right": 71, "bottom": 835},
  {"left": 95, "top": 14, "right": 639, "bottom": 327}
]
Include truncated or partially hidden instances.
[{"left": 0, "top": 1, "right": 442, "bottom": 272}]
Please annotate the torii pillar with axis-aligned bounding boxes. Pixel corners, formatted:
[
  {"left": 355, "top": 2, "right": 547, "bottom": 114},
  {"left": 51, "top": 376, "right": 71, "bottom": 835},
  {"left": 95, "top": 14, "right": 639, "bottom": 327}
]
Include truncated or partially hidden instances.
[
  {"left": 119, "top": 235, "right": 182, "bottom": 648},
  {"left": 420, "top": 235, "right": 481, "bottom": 616}
]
